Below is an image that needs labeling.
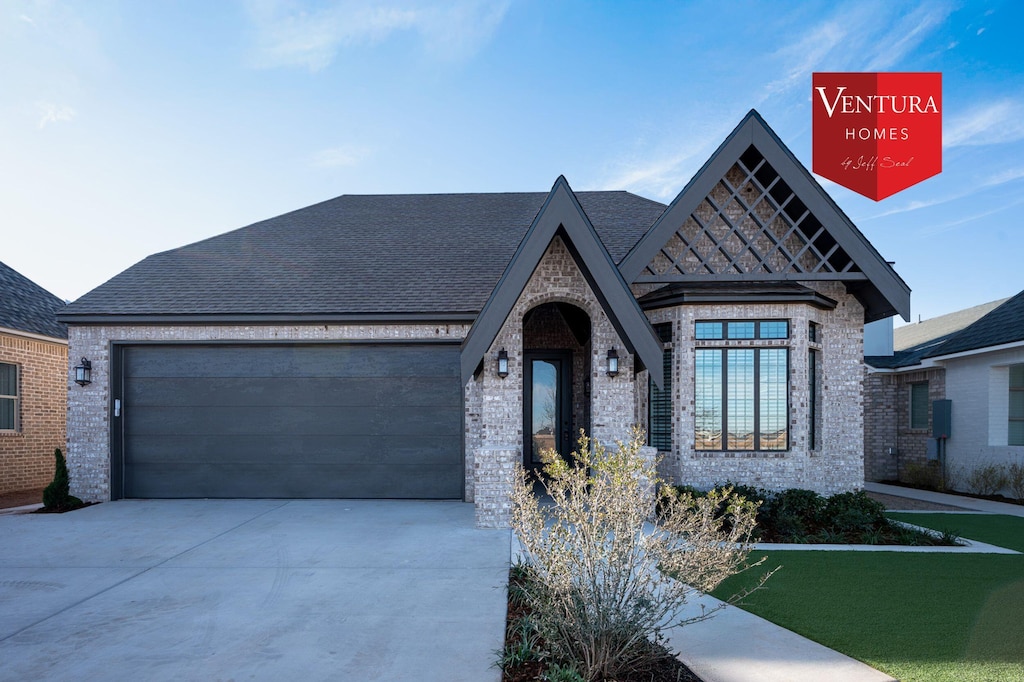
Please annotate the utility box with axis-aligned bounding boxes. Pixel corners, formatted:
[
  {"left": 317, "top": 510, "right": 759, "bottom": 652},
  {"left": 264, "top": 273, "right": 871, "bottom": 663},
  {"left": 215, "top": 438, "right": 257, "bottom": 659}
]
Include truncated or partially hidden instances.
[
  {"left": 932, "top": 399, "right": 952, "bottom": 439},
  {"left": 926, "top": 437, "right": 939, "bottom": 461}
]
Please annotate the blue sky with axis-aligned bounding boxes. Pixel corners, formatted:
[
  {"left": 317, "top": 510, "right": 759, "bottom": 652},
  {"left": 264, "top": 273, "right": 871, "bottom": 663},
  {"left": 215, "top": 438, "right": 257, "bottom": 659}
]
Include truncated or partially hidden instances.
[{"left": 2, "top": 1, "right": 1022, "bottom": 324}]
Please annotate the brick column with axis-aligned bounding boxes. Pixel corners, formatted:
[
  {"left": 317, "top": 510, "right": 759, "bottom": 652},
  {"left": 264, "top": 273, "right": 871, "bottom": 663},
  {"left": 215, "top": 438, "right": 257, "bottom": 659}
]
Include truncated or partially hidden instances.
[{"left": 474, "top": 446, "right": 519, "bottom": 528}]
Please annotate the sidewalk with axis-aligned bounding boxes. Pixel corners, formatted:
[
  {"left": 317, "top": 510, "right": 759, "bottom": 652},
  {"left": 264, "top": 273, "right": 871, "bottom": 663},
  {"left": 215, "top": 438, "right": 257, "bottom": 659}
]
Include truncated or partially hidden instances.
[{"left": 865, "top": 482, "right": 1024, "bottom": 517}]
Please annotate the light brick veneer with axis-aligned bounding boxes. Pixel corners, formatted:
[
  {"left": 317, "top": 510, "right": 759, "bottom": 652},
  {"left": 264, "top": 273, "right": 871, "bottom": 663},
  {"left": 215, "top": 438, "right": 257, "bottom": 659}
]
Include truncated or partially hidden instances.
[
  {"left": 0, "top": 331, "right": 67, "bottom": 494},
  {"left": 66, "top": 323, "right": 470, "bottom": 502},
  {"left": 637, "top": 281, "right": 866, "bottom": 495},
  {"left": 470, "top": 236, "right": 638, "bottom": 527}
]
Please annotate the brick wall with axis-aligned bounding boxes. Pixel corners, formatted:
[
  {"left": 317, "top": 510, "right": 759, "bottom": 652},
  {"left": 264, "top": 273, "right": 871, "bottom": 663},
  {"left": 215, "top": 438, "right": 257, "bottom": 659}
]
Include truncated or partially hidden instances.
[
  {"left": 471, "top": 236, "right": 638, "bottom": 527},
  {"left": 0, "top": 331, "right": 67, "bottom": 494},
  {"left": 66, "top": 322, "right": 470, "bottom": 502},
  {"left": 638, "top": 281, "right": 865, "bottom": 495},
  {"left": 863, "top": 366, "right": 945, "bottom": 483}
]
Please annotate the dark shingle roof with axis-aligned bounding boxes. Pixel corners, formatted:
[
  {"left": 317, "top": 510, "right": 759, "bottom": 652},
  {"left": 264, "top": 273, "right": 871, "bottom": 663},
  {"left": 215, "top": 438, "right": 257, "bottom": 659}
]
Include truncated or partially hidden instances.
[
  {"left": 62, "top": 191, "right": 665, "bottom": 318},
  {"left": 0, "top": 261, "right": 67, "bottom": 339},
  {"left": 925, "top": 290, "right": 1024, "bottom": 358},
  {"left": 893, "top": 298, "right": 1008, "bottom": 351},
  {"left": 866, "top": 290, "right": 1024, "bottom": 369}
]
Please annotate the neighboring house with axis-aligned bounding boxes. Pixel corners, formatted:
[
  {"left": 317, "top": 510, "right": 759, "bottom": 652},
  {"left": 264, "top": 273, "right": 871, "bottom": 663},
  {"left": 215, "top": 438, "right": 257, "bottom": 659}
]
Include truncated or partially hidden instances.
[
  {"left": 59, "top": 111, "right": 909, "bottom": 527},
  {"left": 865, "top": 292, "right": 1024, "bottom": 491},
  {"left": 0, "top": 261, "right": 68, "bottom": 495}
]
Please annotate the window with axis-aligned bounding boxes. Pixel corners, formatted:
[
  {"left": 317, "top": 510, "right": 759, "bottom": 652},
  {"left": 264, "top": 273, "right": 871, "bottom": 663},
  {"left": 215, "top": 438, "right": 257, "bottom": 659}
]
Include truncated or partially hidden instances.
[
  {"left": 648, "top": 324, "right": 673, "bottom": 450},
  {"left": 909, "top": 382, "right": 929, "bottom": 430},
  {"left": 1010, "top": 365, "right": 1024, "bottom": 446},
  {"left": 695, "top": 348, "right": 788, "bottom": 451},
  {"left": 808, "top": 349, "right": 820, "bottom": 449},
  {"left": 695, "top": 320, "right": 789, "bottom": 340},
  {"left": 809, "top": 321, "right": 820, "bottom": 343},
  {"left": 0, "top": 362, "right": 18, "bottom": 432}
]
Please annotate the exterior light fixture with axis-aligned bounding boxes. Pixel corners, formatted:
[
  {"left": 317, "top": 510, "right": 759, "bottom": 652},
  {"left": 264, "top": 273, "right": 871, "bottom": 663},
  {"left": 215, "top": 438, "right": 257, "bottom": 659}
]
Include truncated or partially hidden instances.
[
  {"left": 606, "top": 348, "right": 619, "bottom": 377},
  {"left": 497, "top": 349, "right": 509, "bottom": 379},
  {"left": 74, "top": 357, "right": 92, "bottom": 386}
]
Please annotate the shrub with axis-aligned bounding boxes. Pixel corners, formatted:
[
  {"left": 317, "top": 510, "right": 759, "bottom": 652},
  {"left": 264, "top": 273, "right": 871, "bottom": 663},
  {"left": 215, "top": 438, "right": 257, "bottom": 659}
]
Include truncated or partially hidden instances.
[
  {"left": 900, "top": 461, "right": 943, "bottom": 490},
  {"left": 1005, "top": 461, "right": 1024, "bottom": 503},
  {"left": 821, "top": 491, "right": 887, "bottom": 537},
  {"left": 762, "top": 488, "right": 824, "bottom": 541},
  {"left": 965, "top": 463, "right": 1009, "bottom": 497},
  {"left": 510, "top": 429, "right": 767, "bottom": 681},
  {"left": 42, "top": 448, "right": 83, "bottom": 511}
]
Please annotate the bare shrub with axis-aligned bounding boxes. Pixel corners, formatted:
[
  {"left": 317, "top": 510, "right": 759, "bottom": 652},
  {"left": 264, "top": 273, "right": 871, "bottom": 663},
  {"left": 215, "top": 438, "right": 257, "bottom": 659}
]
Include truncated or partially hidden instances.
[
  {"left": 510, "top": 429, "right": 768, "bottom": 681},
  {"left": 965, "top": 463, "right": 1010, "bottom": 497},
  {"left": 1004, "top": 461, "right": 1024, "bottom": 503}
]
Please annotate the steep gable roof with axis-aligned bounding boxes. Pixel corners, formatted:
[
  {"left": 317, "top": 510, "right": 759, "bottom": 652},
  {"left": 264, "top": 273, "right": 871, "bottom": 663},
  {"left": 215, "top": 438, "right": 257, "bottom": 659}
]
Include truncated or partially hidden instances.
[
  {"left": 925, "top": 290, "right": 1024, "bottom": 358},
  {"left": 60, "top": 192, "right": 664, "bottom": 322},
  {"left": 619, "top": 110, "right": 910, "bottom": 323},
  {"left": 460, "top": 177, "right": 664, "bottom": 385},
  {"left": 0, "top": 261, "right": 67, "bottom": 340},
  {"left": 895, "top": 298, "right": 1009, "bottom": 351}
]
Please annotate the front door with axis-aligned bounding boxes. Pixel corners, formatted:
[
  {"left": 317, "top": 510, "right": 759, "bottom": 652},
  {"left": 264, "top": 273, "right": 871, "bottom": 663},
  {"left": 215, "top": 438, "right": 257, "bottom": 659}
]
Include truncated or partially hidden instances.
[{"left": 524, "top": 351, "right": 572, "bottom": 471}]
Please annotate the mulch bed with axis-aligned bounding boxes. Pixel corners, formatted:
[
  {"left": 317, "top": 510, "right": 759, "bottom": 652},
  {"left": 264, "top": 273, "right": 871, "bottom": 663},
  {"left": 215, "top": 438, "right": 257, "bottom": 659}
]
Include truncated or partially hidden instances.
[
  {"left": 864, "top": 491, "right": 966, "bottom": 511},
  {"left": 0, "top": 487, "right": 45, "bottom": 510},
  {"left": 500, "top": 570, "right": 702, "bottom": 682}
]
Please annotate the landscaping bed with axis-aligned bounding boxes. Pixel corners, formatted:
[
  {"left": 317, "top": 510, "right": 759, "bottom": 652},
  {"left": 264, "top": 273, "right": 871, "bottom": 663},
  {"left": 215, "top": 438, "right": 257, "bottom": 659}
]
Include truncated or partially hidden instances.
[
  {"left": 500, "top": 564, "right": 702, "bottom": 682},
  {"left": 666, "top": 485, "right": 959, "bottom": 545}
]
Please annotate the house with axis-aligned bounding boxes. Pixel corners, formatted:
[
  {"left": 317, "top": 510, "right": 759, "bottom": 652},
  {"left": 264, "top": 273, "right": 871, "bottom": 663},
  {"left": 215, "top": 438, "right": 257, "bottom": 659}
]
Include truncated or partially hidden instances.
[
  {"left": 865, "top": 291, "right": 1024, "bottom": 493},
  {"left": 59, "top": 111, "right": 909, "bottom": 527},
  {"left": 0, "top": 261, "right": 68, "bottom": 495}
]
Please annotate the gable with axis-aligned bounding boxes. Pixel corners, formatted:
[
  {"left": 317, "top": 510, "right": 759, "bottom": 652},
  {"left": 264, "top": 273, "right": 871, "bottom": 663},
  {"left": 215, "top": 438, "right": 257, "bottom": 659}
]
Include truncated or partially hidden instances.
[
  {"left": 619, "top": 110, "right": 910, "bottom": 323},
  {"left": 460, "top": 177, "right": 664, "bottom": 385}
]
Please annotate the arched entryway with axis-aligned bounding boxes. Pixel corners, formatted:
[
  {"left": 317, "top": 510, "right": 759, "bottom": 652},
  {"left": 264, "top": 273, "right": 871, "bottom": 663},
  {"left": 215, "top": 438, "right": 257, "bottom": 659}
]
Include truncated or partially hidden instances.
[{"left": 522, "top": 302, "right": 591, "bottom": 470}]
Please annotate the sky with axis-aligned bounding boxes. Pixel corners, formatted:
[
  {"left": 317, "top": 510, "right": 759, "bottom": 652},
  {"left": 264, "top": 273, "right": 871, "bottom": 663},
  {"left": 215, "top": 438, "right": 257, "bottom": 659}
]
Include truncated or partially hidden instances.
[{"left": 2, "top": 0, "right": 1022, "bottom": 325}]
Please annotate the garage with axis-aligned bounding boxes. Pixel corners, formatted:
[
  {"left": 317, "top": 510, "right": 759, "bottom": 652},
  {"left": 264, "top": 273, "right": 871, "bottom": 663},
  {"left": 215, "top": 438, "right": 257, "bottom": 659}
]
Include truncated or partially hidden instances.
[{"left": 111, "top": 343, "right": 463, "bottom": 500}]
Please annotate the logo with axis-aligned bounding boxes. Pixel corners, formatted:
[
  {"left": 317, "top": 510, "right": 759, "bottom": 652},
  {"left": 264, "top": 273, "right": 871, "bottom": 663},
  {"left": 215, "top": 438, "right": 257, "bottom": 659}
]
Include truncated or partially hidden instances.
[{"left": 812, "top": 72, "right": 942, "bottom": 201}]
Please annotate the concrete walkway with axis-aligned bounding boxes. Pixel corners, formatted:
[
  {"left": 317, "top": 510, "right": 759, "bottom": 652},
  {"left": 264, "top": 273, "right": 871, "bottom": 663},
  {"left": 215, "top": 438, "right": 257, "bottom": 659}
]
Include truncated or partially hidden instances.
[
  {"left": 866, "top": 481, "right": 1024, "bottom": 517},
  {"left": 0, "top": 500, "right": 510, "bottom": 681}
]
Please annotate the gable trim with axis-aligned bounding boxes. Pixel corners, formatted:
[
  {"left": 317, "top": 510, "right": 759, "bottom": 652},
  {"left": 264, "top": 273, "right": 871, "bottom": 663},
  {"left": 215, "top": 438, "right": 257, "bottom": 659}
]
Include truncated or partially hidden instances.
[
  {"left": 460, "top": 176, "right": 664, "bottom": 386},
  {"left": 618, "top": 110, "right": 910, "bottom": 323}
]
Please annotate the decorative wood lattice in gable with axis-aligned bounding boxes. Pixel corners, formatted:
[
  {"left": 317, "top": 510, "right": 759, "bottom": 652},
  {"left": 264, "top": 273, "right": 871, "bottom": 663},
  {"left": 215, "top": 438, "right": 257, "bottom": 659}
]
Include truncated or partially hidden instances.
[{"left": 639, "top": 146, "right": 861, "bottom": 280}]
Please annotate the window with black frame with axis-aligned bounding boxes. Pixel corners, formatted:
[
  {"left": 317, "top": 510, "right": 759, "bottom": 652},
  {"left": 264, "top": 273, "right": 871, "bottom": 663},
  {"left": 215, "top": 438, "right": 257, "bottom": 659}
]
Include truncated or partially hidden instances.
[
  {"left": 694, "top": 320, "right": 789, "bottom": 451},
  {"left": 0, "top": 362, "right": 18, "bottom": 432},
  {"left": 648, "top": 323, "right": 672, "bottom": 451}
]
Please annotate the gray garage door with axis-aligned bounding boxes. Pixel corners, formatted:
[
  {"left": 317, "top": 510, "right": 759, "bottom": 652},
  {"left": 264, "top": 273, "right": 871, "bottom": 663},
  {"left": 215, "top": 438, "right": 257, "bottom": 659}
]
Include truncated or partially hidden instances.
[{"left": 116, "top": 343, "right": 463, "bottom": 499}]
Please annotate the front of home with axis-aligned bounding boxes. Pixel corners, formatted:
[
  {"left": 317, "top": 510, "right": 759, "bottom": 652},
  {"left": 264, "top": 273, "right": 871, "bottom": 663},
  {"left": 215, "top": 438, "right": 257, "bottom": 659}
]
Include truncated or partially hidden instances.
[
  {"left": 865, "top": 291, "right": 1024, "bottom": 494},
  {"left": 59, "top": 111, "right": 909, "bottom": 527},
  {"left": 0, "top": 261, "right": 68, "bottom": 495}
]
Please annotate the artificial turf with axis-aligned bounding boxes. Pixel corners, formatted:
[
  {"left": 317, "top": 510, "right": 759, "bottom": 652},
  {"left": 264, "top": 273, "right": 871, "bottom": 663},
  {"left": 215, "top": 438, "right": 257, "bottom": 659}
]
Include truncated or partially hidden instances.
[{"left": 710, "top": 515, "right": 1024, "bottom": 682}]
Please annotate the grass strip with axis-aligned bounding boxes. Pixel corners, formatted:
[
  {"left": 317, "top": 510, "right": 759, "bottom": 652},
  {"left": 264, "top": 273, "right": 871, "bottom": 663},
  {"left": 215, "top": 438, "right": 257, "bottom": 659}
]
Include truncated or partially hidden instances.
[
  {"left": 887, "top": 513, "right": 1024, "bottom": 553},
  {"left": 711, "top": 550, "right": 1024, "bottom": 682}
]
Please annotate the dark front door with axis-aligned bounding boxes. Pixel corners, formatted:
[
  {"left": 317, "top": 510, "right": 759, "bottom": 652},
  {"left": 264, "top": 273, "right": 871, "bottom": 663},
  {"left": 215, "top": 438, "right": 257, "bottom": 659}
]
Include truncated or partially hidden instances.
[{"left": 524, "top": 351, "right": 572, "bottom": 471}]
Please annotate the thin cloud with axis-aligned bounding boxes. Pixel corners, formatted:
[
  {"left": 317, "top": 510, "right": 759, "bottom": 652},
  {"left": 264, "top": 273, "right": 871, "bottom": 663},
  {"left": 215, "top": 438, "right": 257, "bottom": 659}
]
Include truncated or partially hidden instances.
[
  {"left": 36, "top": 102, "right": 76, "bottom": 128},
  {"left": 245, "top": 0, "right": 509, "bottom": 71},
  {"left": 760, "top": 1, "right": 952, "bottom": 101},
  {"left": 312, "top": 144, "right": 372, "bottom": 168},
  {"left": 915, "top": 195, "right": 1024, "bottom": 236},
  {"left": 944, "top": 99, "right": 1024, "bottom": 147},
  {"left": 863, "top": 167, "right": 1024, "bottom": 220}
]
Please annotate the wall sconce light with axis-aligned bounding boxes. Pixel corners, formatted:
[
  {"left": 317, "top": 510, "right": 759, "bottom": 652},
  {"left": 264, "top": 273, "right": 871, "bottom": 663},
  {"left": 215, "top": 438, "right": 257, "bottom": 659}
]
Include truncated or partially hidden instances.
[
  {"left": 606, "top": 348, "right": 619, "bottom": 377},
  {"left": 497, "top": 349, "right": 509, "bottom": 379},
  {"left": 74, "top": 357, "right": 92, "bottom": 386}
]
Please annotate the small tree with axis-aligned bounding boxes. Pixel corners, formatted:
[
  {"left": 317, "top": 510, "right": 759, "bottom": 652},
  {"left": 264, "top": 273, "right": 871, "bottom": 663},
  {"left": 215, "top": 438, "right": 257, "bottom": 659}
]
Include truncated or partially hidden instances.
[
  {"left": 42, "top": 448, "right": 82, "bottom": 511},
  {"left": 510, "top": 429, "right": 768, "bottom": 680}
]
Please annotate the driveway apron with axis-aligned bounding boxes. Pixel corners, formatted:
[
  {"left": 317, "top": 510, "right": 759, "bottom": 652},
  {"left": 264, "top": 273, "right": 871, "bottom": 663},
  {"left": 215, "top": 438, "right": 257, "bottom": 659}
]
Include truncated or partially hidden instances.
[{"left": 0, "top": 500, "right": 511, "bottom": 681}]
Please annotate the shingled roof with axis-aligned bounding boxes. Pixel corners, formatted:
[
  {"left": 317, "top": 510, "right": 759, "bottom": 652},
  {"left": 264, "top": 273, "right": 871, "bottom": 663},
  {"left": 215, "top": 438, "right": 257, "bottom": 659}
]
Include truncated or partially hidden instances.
[
  {"left": 0, "top": 261, "right": 67, "bottom": 340},
  {"left": 60, "top": 191, "right": 665, "bottom": 321},
  {"left": 925, "top": 290, "right": 1024, "bottom": 358},
  {"left": 866, "top": 291, "right": 1024, "bottom": 369}
]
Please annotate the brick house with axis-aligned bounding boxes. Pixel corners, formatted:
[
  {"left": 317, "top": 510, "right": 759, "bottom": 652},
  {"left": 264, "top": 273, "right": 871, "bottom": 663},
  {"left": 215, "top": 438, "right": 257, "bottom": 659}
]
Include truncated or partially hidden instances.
[
  {"left": 59, "top": 111, "right": 909, "bottom": 527},
  {"left": 0, "top": 261, "right": 68, "bottom": 495},
  {"left": 865, "top": 291, "right": 1024, "bottom": 494}
]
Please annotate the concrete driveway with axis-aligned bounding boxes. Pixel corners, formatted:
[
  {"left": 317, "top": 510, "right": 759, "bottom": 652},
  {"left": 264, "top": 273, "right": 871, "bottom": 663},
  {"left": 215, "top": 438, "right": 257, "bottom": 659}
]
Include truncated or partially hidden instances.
[{"left": 0, "top": 500, "right": 511, "bottom": 681}]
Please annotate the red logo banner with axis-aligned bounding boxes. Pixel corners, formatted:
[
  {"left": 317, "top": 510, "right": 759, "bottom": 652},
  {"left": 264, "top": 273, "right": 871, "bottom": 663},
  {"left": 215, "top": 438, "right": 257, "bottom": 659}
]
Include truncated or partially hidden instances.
[{"left": 812, "top": 72, "right": 942, "bottom": 201}]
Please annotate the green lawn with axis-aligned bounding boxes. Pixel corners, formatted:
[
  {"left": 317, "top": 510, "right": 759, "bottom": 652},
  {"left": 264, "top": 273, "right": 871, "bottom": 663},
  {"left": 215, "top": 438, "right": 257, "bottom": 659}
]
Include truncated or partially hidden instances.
[{"left": 711, "top": 514, "right": 1024, "bottom": 682}]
